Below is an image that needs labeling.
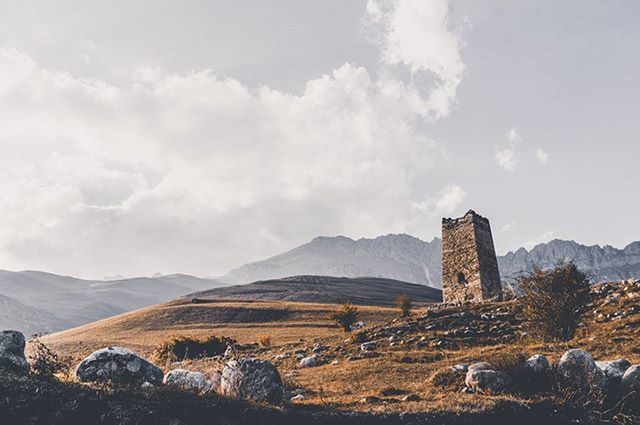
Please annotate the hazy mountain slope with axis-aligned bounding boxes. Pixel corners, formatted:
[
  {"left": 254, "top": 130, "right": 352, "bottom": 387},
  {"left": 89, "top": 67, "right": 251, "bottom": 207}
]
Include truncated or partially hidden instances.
[
  {"left": 222, "top": 235, "right": 640, "bottom": 287},
  {"left": 0, "top": 293, "right": 70, "bottom": 336},
  {"left": 222, "top": 234, "right": 442, "bottom": 287},
  {"left": 0, "top": 270, "right": 226, "bottom": 335},
  {"left": 193, "top": 275, "right": 442, "bottom": 306}
]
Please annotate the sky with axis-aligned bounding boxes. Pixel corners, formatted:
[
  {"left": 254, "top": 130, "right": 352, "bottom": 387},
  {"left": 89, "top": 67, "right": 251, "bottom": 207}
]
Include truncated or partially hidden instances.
[{"left": 0, "top": 0, "right": 638, "bottom": 279}]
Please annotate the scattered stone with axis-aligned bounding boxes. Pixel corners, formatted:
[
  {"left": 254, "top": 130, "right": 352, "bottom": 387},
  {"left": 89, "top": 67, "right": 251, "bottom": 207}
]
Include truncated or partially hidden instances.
[
  {"left": 360, "top": 342, "right": 376, "bottom": 352},
  {"left": 274, "top": 353, "right": 288, "bottom": 360},
  {"left": 290, "top": 394, "right": 305, "bottom": 402},
  {"left": 220, "top": 358, "right": 283, "bottom": 404},
  {"left": 298, "top": 354, "right": 318, "bottom": 368},
  {"left": 360, "top": 396, "right": 382, "bottom": 404},
  {"left": 526, "top": 355, "right": 550, "bottom": 373},
  {"left": 0, "top": 330, "right": 29, "bottom": 373},
  {"left": 465, "top": 369, "right": 510, "bottom": 392},
  {"left": 163, "top": 369, "right": 211, "bottom": 393},
  {"left": 75, "top": 347, "right": 163, "bottom": 385},
  {"left": 557, "top": 349, "right": 605, "bottom": 390}
]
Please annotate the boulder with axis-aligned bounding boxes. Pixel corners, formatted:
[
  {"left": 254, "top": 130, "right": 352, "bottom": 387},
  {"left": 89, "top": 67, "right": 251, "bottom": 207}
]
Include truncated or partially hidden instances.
[
  {"left": 468, "top": 362, "right": 492, "bottom": 373},
  {"left": 526, "top": 354, "right": 550, "bottom": 373},
  {"left": 299, "top": 354, "right": 318, "bottom": 368},
  {"left": 596, "top": 359, "right": 631, "bottom": 385},
  {"left": 163, "top": 369, "right": 211, "bottom": 393},
  {"left": 557, "top": 349, "right": 605, "bottom": 390},
  {"left": 465, "top": 369, "right": 510, "bottom": 392},
  {"left": 75, "top": 347, "right": 163, "bottom": 385},
  {"left": 0, "top": 330, "right": 29, "bottom": 373},
  {"left": 220, "top": 358, "right": 283, "bottom": 404},
  {"left": 210, "top": 371, "right": 222, "bottom": 392},
  {"left": 622, "top": 365, "right": 640, "bottom": 393}
]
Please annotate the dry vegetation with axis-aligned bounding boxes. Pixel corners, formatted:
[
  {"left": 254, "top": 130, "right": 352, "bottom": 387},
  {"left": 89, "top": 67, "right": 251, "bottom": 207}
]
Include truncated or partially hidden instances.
[{"left": 37, "top": 278, "right": 640, "bottom": 421}]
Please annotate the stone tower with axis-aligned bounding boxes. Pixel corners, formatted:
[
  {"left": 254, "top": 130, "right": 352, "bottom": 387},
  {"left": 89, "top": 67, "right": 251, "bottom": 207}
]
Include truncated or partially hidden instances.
[{"left": 441, "top": 210, "right": 502, "bottom": 304}]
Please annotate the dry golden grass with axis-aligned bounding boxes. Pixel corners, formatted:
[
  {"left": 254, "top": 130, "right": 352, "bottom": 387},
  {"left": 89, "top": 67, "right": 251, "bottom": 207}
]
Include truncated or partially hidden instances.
[{"left": 40, "top": 281, "right": 640, "bottom": 415}]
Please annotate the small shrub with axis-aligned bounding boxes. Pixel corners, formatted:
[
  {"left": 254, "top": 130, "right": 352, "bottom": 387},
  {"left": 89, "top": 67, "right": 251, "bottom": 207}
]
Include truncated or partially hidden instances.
[
  {"left": 258, "top": 334, "right": 272, "bottom": 348},
  {"left": 28, "top": 336, "right": 73, "bottom": 379},
  {"left": 396, "top": 293, "right": 412, "bottom": 317},
  {"left": 154, "top": 334, "right": 235, "bottom": 363},
  {"left": 329, "top": 301, "right": 359, "bottom": 332},
  {"left": 430, "top": 368, "right": 465, "bottom": 390},
  {"left": 517, "top": 261, "right": 590, "bottom": 342}
]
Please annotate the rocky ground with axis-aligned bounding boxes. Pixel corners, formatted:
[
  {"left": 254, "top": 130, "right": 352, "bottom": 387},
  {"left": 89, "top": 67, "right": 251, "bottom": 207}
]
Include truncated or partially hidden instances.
[{"left": 3, "top": 279, "right": 640, "bottom": 424}]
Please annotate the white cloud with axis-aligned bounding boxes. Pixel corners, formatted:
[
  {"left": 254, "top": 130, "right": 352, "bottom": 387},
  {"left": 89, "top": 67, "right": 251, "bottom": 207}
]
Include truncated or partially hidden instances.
[
  {"left": 536, "top": 147, "right": 549, "bottom": 163},
  {"left": 364, "top": 0, "right": 465, "bottom": 119},
  {"left": 499, "top": 222, "right": 515, "bottom": 234},
  {"left": 496, "top": 127, "right": 523, "bottom": 172},
  {"left": 522, "top": 231, "right": 555, "bottom": 250},
  {"left": 0, "top": 1, "right": 467, "bottom": 278},
  {"left": 412, "top": 184, "right": 466, "bottom": 215}
]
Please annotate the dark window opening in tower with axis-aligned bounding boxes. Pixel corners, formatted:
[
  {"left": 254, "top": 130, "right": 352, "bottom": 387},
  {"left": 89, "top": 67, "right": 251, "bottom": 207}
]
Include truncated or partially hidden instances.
[{"left": 457, "top": 272, "right": 466, "bottom": 284}]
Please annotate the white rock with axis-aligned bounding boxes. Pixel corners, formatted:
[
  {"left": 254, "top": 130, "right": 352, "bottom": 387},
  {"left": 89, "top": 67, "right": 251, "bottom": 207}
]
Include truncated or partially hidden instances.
[
  {"left": 557, "top": 349, "right": 605, "bottom": 390},
  {"left": 526, "top": 355, "right": 550, "bottom": 373},
  {"left": 220, "top": 358, "right": 283, "bottom": 404},
  {"left": 75, "top": 347, "right": 163, "bottom": 385},
  {"left": 298, "top": 354, "right": 318, "bottom": 368},
  {"left": 465, "top": 369, "right": 510, "bottom": 392},
  {"left": 163, "top": 369, "right": 211, "bottom": 393},
  {"left": 360, "top": 342, "right": 376, "bottom": 352},
  {"left": 468, "top": 362, "right": 491, "bottom": 373}
]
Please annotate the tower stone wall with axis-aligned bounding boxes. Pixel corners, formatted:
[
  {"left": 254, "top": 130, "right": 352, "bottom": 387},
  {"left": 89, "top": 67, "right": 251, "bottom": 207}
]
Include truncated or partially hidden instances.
[{"left": 441, "top": 210, "right": 502, "bottom": 304}]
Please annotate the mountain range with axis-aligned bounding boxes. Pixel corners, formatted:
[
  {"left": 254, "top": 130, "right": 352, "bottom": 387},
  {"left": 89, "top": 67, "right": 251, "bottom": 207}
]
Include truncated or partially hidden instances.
[
  {"left": 222, "top": 235, "right": 640, "bottom": 287},
  {"left": 0, "top": 271, "right": 224, "bottom": 336},
  {"left": 3, "top": 235, "right": 640, "bottom": 336}
]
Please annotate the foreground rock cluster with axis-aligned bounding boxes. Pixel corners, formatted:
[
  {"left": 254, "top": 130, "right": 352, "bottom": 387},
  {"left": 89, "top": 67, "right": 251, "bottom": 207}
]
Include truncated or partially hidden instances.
[
  {"left": 0, "top": 329, "right": 285, "bottom": 405},
  {"left": 456, "top": 348, "right": 640, "bottom": 396}
]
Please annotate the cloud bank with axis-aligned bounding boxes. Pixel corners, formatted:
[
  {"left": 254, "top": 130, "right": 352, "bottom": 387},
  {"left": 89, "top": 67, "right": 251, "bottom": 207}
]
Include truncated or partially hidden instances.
[{"left": 0, "top": 0, "right": 466, "bottom": 278}]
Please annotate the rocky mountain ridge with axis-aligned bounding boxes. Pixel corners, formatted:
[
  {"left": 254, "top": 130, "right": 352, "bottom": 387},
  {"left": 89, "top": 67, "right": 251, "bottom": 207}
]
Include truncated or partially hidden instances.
[{"left": 222, "top": 235, "right": 640, "bottom": 287}]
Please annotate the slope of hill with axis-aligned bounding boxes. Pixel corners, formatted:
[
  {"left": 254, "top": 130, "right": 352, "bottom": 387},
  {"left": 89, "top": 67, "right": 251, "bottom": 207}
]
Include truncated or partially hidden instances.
[
  {"left": 222, "top": 235, "right": 640, "bottom": 287},
  {"left": 41, "top": 279, "right": 640, "bottom": 423},
  {"left": 192, "top": 275, "right": 442, "bottom": 306},
  {"left": 0, "top": 270, "right": 225, "bottom": 336}
]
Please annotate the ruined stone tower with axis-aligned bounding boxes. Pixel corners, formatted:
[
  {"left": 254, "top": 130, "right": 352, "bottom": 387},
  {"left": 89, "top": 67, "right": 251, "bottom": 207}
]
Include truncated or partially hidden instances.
[{"left": 441, "top": 210, "right": 502, "bottom": 304}]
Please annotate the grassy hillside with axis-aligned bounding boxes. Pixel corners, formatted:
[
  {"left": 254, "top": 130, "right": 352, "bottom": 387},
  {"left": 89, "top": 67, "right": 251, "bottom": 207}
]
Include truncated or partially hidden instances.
[{"left": 40, "top": 279, "right": 640, "bottom": 422}]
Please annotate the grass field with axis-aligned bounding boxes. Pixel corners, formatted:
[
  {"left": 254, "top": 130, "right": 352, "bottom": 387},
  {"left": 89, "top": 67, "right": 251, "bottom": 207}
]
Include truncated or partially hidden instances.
[{"left": 40, "top": 280, "right": 640, "bottom": 419}]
